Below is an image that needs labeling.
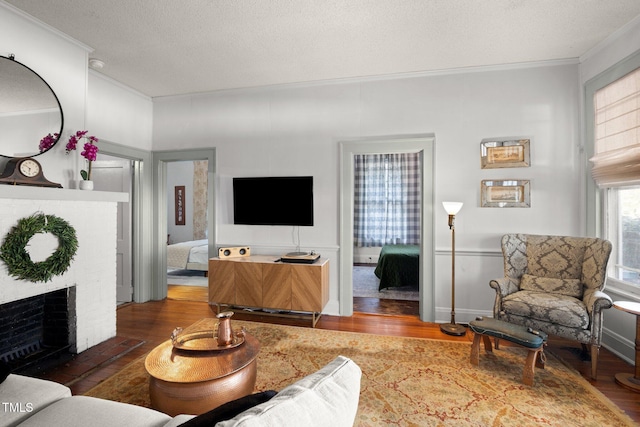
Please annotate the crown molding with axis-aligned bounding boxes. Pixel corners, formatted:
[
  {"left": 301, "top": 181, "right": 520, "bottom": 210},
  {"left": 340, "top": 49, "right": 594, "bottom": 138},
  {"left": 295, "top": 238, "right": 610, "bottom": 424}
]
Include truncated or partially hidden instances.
[
  {"left": 154, "top": 58, "right": 579, "bottom": 102},
  {"left": 580, "top": 14, "right": 640, "bottom": 63},
  {"left": 0, "top": 1, "right": 93, "bottom": 53}
]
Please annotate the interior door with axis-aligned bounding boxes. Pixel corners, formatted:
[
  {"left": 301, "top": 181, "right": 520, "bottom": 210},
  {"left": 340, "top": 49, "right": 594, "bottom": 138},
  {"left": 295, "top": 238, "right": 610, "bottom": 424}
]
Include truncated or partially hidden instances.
[{"left": 92, "top": 159, "right": 133, "bottom": 303}]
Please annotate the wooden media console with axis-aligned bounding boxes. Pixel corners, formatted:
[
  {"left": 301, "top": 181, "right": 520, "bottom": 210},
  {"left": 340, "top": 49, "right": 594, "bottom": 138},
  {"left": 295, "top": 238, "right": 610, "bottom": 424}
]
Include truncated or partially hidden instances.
[{"left": 208, "top": 255, "right": 329, "bottom": 326}]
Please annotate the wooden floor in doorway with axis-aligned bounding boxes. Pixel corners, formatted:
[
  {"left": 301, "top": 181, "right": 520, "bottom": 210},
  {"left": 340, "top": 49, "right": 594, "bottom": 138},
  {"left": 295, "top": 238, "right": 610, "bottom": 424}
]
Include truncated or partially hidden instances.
[
  {"left": 353, "top": 297, "right": 419, "bottom": 316},
  {"left": 167, "top": 284, "right": 208, "bottom": 302}
]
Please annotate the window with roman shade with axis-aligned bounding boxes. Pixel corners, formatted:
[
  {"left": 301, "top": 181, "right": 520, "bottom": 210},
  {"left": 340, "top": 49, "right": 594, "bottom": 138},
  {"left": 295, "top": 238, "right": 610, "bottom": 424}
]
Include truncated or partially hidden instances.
[{"left": 590, "top": 66, "right": 640, "bottom": 187}]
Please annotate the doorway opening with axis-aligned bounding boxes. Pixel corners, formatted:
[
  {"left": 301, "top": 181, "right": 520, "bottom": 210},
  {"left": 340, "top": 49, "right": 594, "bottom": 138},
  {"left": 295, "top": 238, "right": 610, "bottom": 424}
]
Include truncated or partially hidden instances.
[
  {"left": 166, "top": 160, "right": 209, "bottom": 302},
  {"left": 92, "top": 141, "right": 151, "bottom": 304},
  {"left": 339, "top": 135, "right": 435, "bottom": 321},
  {"left": 153, "top": 149, "right": 216, "bottom": 303},
  {"left": 351, "top": 151, "right": 421, "bottom": 316}
]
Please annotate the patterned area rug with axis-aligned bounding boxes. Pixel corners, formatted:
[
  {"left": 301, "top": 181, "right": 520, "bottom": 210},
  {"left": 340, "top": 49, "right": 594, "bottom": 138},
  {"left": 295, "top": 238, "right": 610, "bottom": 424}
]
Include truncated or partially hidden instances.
[
  {"left": 85, "top": 320, "right": 635, "bottom": 426},
  {"left": 353, "top": 265, "right": 419, "bottom": 300}
]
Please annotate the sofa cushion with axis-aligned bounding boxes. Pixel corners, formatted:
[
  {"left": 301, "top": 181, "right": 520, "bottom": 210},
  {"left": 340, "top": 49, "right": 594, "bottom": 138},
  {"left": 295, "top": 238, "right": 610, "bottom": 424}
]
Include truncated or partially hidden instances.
[
  {"left": 179, "top": 391, "right": 277, "bottom": 426},
  {"left": 519, "top": 274, "right": 584, "bottom": 298},
  {"left": 0, "top": 374, "right": 71, "bottom": 427},
  {"left": 216, "top": 356, "right": 361, "bottom": 427},
  {"left": 17, "top": 395, "right": 172, "bottom": 427},
  {"left": 502, "top": 291, "right": 589, "bottom": 329}
]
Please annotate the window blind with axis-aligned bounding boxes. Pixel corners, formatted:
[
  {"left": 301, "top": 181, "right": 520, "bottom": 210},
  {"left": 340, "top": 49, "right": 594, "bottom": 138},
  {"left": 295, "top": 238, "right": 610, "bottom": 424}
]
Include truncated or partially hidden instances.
[{"left": 590, "top": 66, "right": 640, "bottom": 187}]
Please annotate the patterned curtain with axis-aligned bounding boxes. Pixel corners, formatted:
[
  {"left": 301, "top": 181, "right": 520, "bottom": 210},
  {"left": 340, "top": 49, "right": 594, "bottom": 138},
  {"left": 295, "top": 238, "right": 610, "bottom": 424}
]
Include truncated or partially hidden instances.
[
  {"left": 353, "top": 153, "right": 421, "bottom": 247},
  {"left": 192, "top": 160, "right": 208, "bottom": 240}
]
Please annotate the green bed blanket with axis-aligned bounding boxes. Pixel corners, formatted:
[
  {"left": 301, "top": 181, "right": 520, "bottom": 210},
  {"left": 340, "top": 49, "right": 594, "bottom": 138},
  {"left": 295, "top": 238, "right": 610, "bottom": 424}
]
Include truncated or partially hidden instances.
[{"left": 374, "top": 244, "right": 419, "bottom": 290}]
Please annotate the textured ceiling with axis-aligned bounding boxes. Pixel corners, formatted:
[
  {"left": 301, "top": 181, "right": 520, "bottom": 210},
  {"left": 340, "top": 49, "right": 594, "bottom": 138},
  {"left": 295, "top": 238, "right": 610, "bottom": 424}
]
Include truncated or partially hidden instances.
[{"left": 5, "top": 0, "right": 640, "bottom": 98}]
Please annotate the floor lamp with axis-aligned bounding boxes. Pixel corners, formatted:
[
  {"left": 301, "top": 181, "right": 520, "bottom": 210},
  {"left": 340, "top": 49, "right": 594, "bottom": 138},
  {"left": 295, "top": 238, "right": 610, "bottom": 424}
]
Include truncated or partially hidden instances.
[{"left": 440, "top": 201, "right": 466, "bottom": 336}]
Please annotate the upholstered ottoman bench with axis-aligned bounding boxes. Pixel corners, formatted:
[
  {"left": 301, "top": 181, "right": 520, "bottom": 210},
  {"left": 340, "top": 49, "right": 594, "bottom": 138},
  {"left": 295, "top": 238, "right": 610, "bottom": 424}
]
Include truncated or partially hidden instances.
[{"left": 469, "top": 317, "right": 547, "bottom": 386}]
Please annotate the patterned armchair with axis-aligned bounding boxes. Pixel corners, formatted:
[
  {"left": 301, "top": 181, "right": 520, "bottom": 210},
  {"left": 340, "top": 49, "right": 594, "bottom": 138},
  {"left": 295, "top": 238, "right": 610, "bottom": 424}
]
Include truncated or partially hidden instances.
[{"left": 489, "top": 234, "right": 612, "bottom": 379}]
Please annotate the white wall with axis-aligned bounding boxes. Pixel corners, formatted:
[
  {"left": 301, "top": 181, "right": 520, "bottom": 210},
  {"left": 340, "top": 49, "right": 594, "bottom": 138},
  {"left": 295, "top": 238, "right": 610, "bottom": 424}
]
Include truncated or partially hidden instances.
[
  {"left": 153, "top": 62, "right": 581, "bottom": 320},
  {"left": 354, "top": 247, "right": 381, "bottom": 264},
  {"left": 87, "top": 71, "right": 153, "bottom": 151},
  {"left": 0, "top": 2, "right": 89, "bottom": 188}
]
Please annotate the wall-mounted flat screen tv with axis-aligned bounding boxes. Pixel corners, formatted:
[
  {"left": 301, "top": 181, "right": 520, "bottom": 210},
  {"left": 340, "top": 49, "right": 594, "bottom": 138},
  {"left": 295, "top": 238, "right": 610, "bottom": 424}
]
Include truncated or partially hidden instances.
[{"left": 233, "top": 176, "right": 314, "bottom": 226}]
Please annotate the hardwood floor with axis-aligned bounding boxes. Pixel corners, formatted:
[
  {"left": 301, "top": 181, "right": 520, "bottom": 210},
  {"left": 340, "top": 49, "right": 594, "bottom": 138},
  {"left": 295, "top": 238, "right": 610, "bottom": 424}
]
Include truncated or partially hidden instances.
[
  {"left": 353, "top": 296, "right": 420, "bottom": 316},
  {"left": 35, "top": 286, "right": 640, "bottom": 423}
]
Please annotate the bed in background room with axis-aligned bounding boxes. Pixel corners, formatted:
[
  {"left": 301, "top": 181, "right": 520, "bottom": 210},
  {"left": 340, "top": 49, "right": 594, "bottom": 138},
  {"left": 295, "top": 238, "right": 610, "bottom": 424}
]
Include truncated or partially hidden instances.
[
  {"left": 167, "top": 239, "right": 209, "bottom": 272},
  {"left": 374, "top": 244, "right": 419, "bottom": 290}
]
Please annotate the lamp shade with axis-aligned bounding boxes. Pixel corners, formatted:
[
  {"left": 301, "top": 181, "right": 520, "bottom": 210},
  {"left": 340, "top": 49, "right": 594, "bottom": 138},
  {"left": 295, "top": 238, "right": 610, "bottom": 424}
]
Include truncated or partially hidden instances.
[{"left": 442, "top": 201, "right": 463, "bottom": 215}]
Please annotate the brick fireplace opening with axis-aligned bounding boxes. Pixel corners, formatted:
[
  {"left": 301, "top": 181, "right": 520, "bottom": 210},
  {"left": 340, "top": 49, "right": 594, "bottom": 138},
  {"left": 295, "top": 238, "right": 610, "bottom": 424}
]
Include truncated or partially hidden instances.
[{"left": 0, "top": 287, "right": 75, "bottom": 374}]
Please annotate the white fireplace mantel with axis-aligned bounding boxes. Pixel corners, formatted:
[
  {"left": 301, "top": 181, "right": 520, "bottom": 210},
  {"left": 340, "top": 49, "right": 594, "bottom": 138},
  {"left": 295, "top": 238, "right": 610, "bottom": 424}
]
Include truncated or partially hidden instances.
[
  {"left": 0, "top": 187, "right": 127, "bottom": 353},
  {"left": 0, "top": 185, "right": 128, "bottom": 203}
]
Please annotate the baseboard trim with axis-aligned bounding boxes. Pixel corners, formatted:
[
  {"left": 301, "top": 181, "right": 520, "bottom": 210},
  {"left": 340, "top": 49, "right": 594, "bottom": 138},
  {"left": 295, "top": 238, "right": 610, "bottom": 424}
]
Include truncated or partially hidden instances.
[{"left": 602, "top": 328, "right": 635, "bottom": 365}]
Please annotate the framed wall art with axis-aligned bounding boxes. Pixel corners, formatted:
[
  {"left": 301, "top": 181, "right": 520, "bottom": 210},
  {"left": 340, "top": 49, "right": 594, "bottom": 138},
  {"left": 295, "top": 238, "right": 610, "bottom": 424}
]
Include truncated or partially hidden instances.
[
  {"left": 175, "top": 185, "right": 186, "bottom": 225},
  {"left": 480, "top": 138, "right": 530, "bottom": 169},
  {"left": 481, "top": 179, "right": 530, "bottom": 208}
]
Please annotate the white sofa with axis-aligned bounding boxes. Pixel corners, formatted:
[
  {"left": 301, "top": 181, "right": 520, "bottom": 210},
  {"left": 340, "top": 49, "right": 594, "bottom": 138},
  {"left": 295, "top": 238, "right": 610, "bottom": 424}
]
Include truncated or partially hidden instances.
[{"left": 0, "top": 356, "right": 361, "bottom": 427}]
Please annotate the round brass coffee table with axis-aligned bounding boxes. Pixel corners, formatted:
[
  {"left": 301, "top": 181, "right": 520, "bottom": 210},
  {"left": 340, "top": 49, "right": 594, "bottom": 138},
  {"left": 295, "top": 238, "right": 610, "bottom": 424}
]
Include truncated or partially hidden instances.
[{"left": 145, "top": 319, "right": 260, "bottom": 416}]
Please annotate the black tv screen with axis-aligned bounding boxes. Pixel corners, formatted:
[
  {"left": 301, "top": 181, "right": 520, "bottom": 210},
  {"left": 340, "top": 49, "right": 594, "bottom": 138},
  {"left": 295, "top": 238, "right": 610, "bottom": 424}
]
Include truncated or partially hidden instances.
[{"left": 233, "top": 176, "right": 314, "bottom": 226}]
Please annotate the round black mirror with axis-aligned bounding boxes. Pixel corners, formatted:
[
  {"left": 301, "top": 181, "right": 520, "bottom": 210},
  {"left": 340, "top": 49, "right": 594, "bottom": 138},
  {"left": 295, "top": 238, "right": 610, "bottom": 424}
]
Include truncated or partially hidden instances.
[{"left": 0, "top": 55, "right": 64, "bottom": 158}]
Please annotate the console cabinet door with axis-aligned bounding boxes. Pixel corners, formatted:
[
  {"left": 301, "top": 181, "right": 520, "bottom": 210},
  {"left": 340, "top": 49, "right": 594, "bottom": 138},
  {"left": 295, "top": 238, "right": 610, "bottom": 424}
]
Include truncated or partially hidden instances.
[
  {"left": 209, "top": 258, "right": 329, "bottom": 316},
  {"left": 235, "top": 262, "right": 262, "bottom": 307},
  {"left": 291, "top": 262, "right": 328, "bottom": 312},
  {"left": 262, "top": 264, "right": 292, "bottom": 310},
  {"left": 208, "top": 259, "right": 235, "bottom": 304}
]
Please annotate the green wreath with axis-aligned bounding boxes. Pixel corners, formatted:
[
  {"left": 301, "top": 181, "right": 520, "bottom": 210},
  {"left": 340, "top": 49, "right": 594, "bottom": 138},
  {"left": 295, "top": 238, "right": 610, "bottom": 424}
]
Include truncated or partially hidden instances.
[{"left": 0, "top": 213, "right": 78, "bottom": 283}]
